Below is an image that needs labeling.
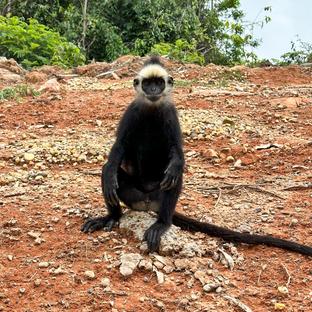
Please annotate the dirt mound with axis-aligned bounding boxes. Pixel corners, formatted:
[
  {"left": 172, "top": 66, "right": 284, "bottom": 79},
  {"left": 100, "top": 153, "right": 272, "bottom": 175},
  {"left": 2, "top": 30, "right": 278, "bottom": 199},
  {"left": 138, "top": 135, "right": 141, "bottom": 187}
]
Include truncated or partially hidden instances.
[
  {"left": 0, "top": 57, "right": 25, "bottom": 85},
  {"left": 245, "top": 65, "right": 312, "bottom": 86}
]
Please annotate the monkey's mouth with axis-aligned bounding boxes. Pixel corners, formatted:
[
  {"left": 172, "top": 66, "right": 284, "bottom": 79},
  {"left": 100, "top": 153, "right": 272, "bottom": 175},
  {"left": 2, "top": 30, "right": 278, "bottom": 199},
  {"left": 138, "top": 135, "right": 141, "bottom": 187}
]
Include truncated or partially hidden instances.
[{"left": 147, "top": 95, "right": 161, "bottom": 102}]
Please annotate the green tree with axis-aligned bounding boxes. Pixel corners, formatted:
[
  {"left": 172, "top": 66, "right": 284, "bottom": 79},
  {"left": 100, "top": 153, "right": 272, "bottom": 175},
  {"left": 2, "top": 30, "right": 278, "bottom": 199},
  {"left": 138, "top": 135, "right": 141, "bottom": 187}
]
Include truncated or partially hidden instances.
[{"left": 0, "top": 0, "right": 270, "bottom": 65}]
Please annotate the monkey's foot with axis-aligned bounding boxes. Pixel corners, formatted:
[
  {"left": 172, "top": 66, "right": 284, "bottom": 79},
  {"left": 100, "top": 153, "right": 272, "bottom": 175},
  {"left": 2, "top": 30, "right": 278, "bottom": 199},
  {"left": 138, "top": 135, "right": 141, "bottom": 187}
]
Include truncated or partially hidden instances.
[
  {"left": 143, "top": 221, "right": 169, "bottom": 252},
  {"left": 81, "top": 216, "right": 117, "bottom": 233}
]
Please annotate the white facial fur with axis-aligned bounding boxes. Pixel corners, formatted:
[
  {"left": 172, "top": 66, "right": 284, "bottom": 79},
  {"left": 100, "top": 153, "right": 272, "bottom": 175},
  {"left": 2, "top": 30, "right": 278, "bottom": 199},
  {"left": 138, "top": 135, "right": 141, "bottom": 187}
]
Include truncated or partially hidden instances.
[
  {"left": 134, "top": 63, "right": 173, "bottom": 99},
  {"left": 139, "top": 64, "right": 168, "bottom": 79}
]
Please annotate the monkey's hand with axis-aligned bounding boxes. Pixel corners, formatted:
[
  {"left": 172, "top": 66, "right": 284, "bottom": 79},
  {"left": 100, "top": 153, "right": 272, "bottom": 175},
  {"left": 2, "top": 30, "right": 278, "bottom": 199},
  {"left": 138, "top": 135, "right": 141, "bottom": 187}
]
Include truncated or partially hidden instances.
[
  {"left": 81, "top": 215, "right": 117, "bottom": 233},
  {"left": 104, "top": 174, "right": 120, "bottom": 206},
  {"left": 144, "top": 221, "right": 170, "bottom": 252},
  {"left": 160, "top": 163, "right": 182, "bottom": 190}
]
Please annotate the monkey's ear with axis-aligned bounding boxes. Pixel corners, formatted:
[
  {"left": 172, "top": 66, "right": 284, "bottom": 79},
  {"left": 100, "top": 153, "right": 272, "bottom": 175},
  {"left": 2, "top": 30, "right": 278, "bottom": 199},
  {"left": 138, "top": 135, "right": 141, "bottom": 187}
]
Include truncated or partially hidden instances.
[
  {"left": 168, "top": 76, "right": 174, "bottom": 86},
  {"left": 133, "top": 78, "right": 139, "bottom": 87}
]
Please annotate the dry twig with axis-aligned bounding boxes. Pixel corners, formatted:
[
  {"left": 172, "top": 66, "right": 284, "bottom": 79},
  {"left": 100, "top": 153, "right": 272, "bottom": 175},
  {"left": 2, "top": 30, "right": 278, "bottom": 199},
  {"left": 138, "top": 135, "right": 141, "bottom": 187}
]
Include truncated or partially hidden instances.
[
  {"left": 257, "top": 264, "right": 267, "bottom": 285},
  {"left": 4, "top": 191, "right": 26, "bottom": 198},
  {"left": 196, "top": 183, "right": 284, "bottom": 199},
  {"left": 281, "top": 263, "right": 291, "bottom": 287},
  {"left": 282, "top": 183, "right": 312, "bottom": 191},
  {"left": 223, "top": 295, "right": 253, "bottom": 312},
  {"left": 214, "top": 187, "right": 222, "bottom": 208}
]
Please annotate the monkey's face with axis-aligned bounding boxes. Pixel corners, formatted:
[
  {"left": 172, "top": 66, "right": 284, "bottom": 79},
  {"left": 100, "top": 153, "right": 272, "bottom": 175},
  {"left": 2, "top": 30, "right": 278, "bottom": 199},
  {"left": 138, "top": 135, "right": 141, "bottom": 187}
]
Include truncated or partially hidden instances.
[{"left": 134, "top": 76, "right": 174, "bottom": 102}]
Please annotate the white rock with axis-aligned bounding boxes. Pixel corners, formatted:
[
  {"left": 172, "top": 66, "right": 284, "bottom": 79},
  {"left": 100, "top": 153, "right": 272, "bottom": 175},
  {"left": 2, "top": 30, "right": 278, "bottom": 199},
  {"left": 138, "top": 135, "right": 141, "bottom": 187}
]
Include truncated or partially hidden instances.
[
  {"left": 50, "top": 267, "right": 65, "bottom": 275},
  {"left": 203, "top": 283, "right": 219, "bottom": 293},
  {"left": 38, "top": 262, "right": 50, "bottom": 268},
  {"left": 155, "top": 270, "right": 165, "bottom": 284},
  {"left": 38, "top": 78, "right": 60, "bottom": 93},
  {"left": 84, "top": 270, "right": 96, "bottom": 280},
  {"left": 27, "top": 231, "right": 41, "bottom": 239},
  {"left": 233, "top": 159, "right": 242, "bottom": 168},
  {"left": 24, "top": 152, "right": 35, "bottom": 161},
  {"left": 101, "top": 277, "right": 110, "bottom": 287},
  {"left": 119, "top": 253, "right": 142, "bottom": 277}
]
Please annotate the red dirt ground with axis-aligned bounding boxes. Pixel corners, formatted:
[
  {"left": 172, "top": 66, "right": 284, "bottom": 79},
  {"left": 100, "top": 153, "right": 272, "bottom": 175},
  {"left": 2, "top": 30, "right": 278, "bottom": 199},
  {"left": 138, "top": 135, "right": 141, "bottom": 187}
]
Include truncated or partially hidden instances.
[{"left": 0, "top": 59, "right": 311, "bottom": 312}]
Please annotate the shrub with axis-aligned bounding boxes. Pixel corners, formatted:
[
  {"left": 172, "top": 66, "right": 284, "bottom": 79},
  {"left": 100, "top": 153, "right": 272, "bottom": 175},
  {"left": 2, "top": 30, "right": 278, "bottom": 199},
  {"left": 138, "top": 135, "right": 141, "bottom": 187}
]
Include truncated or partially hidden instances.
[
  {"left": 0, "top": 85, "right": 39, "bottom": 101},
  {"left": 279, "top": 38, "right": 312, "bottom": 65},
  {"left": 151, "top": 39, "right": 205, "bottom": 65},
  {"left": 0, "top": 16, "right": 85, "bottom": 68}
]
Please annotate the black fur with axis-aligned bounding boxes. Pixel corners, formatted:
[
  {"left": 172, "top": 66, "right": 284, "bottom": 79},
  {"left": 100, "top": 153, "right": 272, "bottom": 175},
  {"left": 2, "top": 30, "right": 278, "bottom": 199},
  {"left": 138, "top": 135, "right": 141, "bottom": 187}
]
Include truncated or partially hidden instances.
[
  {"left": 144, "top": 55, "right": 164, "bottom": 67},
  {"left": 81, "top": 87, "right": 184, "bottom": 251},
  {"left": 172, "top": 213, "right": 312, "bottom": 256},
  {"left": 142, "top": 77, "right": 166, "bottom": 97},
  {"left": 81, "top": 57, "right": 312, "bottom": 256}
]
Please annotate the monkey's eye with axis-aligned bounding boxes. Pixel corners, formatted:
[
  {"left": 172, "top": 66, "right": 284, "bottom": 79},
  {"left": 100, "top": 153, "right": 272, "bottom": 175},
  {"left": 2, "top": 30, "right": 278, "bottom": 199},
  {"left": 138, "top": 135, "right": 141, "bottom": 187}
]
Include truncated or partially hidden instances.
[
  {"left": 168, "top": 76, "right": 174, "bottom": 85},
  {"left": 133, "top": 78, "right": 139, "bottom": 86}
]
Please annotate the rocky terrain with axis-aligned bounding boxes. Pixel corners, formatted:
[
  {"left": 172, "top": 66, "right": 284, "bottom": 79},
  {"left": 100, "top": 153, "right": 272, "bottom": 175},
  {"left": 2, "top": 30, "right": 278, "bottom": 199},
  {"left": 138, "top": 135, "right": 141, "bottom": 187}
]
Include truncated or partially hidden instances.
[{"left": 0, "top": 56, "right": 311, "bottom": 311}]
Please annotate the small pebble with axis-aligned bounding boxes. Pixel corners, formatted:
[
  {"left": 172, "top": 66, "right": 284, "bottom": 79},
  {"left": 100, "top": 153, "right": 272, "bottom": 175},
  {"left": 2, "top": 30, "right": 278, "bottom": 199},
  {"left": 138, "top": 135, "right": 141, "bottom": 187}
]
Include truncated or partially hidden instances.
[
  {"left": 101, "top": 277, "right": 110, "bottom": 287},
  {"left": 38, "top": 262, "right": 50, "bottom": 268},
  {"left": 274, "top": 302, "right": 286, "bottom": 310},
  {"left": 24, "top": 152, "right": 35, "bottom": 161},
  {"left": 277, "top": 286, "right": 289, "bottom": 295},
  {"left": 85, "top": 270, "right": 96, "bottom": 280}
]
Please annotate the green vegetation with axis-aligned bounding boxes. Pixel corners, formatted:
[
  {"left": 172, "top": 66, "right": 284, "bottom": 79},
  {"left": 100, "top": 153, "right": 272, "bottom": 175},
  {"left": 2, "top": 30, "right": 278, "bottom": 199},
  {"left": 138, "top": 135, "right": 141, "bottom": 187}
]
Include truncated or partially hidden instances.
[
  {"left": 151, "top": 40, "right": 205, "bottom": 65},
  {"left": 2, "top": 1, "right": 309, "bottom": 67},
  {"left": 0, "top": 85, "right": 39, "bottom": 101},
  {"left": 0, "top": 16, "right": 85, "bottom": 68},
  {"left": 0, "top": 0, "right": 272, "bottom": 67},
  {"left": 278, "top": 38, "right": 312, "bottom": 65}
]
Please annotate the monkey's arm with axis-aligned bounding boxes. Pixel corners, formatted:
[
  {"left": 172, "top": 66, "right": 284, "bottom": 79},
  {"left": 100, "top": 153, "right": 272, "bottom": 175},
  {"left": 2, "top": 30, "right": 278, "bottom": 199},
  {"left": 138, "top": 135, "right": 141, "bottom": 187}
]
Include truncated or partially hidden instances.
[
  {"left": 103, "top": 105, "right": 136, "bottom": 205},
  {"left": 160, "top": 108, "right": 184, "bottom": 190},
  {"left": 103, "top": 143, "right": 124, "bottom": 205}
]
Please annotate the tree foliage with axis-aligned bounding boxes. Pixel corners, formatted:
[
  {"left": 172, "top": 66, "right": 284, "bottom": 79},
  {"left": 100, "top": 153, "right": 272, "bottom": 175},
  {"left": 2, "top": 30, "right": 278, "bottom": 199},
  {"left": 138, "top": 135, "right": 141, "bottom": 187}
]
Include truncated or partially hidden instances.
[
  {"left": 0, "top": 16, "right": 85, "bottom": 68},
  {"left": 0, "top": 0, "right": 271, "bottom": 66},
  {"left": 151, "top": 39, "right": 205, "bottom": 65},
  {"left": 279, "top": 37, "right": 312, "bottom": 65}
]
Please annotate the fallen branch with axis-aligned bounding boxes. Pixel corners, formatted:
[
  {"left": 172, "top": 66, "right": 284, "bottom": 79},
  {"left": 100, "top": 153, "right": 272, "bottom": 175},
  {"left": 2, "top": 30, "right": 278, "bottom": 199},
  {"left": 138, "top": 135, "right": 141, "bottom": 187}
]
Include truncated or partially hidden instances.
[
  {"left": 196, "top": 183, "right": 284, "bottom": 199},
  {"left": 223, "top": 295, "right": 253, "bottom": 312},
  {"left": 79, "top": 170, "right": 101, "bottom": 176},
  {"left": 282, "top": 183, "right": 312, "bottom": 191},
  {"left": 55, "top": 74, "right": 79, "bottom": 79},
  {"left": 244, "top": 185, "right": 284, "bottom": 200},
  {"left": 96, "top": 70, "right": 120, "bottom": 78},
  {"left": 4, "top": 191, "right": 26, "bottom": 198}
]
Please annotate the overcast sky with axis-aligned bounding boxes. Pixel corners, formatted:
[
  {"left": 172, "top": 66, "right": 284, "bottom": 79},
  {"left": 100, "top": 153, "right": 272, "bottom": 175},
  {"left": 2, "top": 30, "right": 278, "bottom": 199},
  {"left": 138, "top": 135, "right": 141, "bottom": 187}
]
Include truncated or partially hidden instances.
[{"left": 240, "top": 0, "right": 312, "bottom": 59}]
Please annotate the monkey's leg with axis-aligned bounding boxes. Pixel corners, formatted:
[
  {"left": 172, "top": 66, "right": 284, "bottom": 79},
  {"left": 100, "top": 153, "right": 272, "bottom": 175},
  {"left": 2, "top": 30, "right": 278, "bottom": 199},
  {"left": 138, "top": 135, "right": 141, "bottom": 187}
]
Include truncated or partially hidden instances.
[
  {"left": 81, "top": 164, "right": 122, "bottom": 233},
  {"left": 144, "top": 177, "right": 182, "bottom": 252},
  {"left": 81, "top": 165, "right": 148, "bottom": 233}
]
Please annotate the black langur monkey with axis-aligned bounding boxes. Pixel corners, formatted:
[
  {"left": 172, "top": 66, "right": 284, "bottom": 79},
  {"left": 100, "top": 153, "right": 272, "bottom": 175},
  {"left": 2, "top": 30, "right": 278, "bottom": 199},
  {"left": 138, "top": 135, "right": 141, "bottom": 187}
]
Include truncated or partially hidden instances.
[{"left": 82, "top": 56, "right": 312, "bottom": 256}]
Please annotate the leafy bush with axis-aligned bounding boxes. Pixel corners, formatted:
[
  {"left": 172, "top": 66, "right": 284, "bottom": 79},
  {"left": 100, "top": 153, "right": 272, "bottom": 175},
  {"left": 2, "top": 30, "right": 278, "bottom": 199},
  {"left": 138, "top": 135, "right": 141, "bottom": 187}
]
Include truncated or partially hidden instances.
[
  {"left": 0, "top": 16, "right": 85, "bottom": 68},
  {"left": 0, "top": 85, "right": 39, "bottom": 101},
  {"left": 0, "top": 1, "right": 272, "bottom": 65},
  {"left": 279, "top": 38, "right": 312, "bottom": 65},
  {"left": 151, "top": 39, "right": 205, "bottom": 65}
]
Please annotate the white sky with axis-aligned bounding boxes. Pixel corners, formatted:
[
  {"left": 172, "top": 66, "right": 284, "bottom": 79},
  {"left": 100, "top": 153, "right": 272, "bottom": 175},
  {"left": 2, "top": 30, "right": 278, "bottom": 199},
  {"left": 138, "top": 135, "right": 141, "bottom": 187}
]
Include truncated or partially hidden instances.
[{"left": 240, "top": 0, "right": 312, "bottom": 59}]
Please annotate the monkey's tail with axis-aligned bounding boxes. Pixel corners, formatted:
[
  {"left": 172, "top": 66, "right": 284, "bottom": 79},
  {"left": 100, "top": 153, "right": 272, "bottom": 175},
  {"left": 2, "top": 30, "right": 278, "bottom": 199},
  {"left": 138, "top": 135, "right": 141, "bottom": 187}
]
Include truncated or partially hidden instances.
[{"left": 172, "top": 212, "right": 312, "bottom": 256}]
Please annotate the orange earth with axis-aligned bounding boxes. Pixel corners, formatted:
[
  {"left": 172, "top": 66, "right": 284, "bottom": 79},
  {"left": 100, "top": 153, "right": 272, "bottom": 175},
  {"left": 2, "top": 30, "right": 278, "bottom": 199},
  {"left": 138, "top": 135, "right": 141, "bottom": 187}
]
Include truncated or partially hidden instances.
[{"left": 0, "top": 57, "right": 311, "bottom": 311}]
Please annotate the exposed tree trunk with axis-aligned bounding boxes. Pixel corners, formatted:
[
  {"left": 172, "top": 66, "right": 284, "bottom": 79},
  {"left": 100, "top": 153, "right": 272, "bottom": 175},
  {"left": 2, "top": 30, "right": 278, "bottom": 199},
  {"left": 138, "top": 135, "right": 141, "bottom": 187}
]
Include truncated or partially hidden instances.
[
  {"left": 81, "top": 0, "right": 88, "bottom": 51},
  {"left": 2, "top": 0, "right": 14, "bottom": 15}
]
